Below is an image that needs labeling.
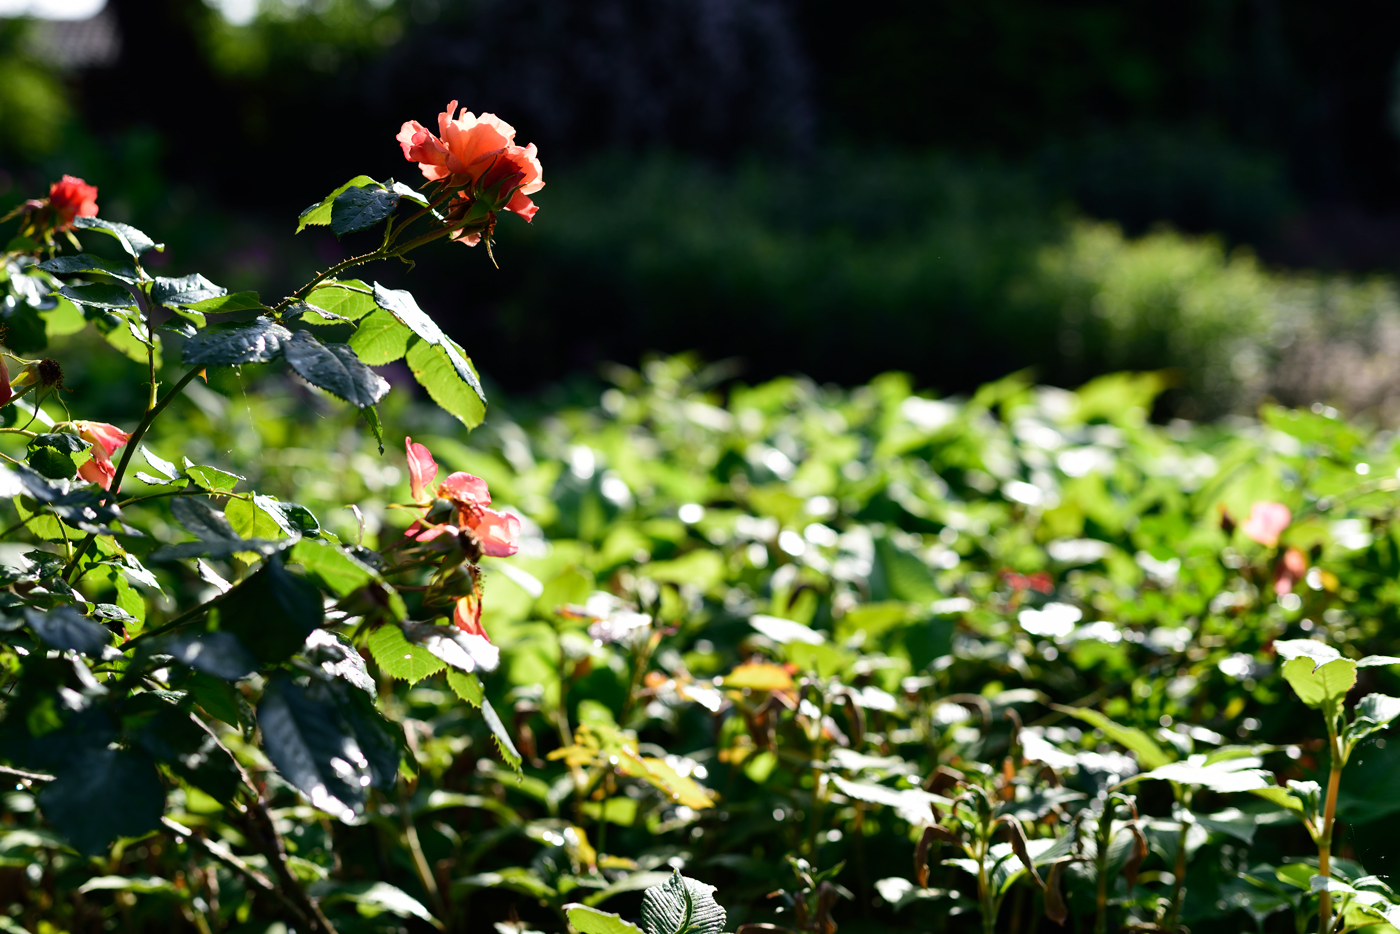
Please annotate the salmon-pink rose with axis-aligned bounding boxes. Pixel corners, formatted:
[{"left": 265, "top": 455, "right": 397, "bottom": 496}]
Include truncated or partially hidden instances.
[
  {"left": 48, "top": 176, "right": 98, "bottom": 231},
  {"left": 403, "top": 437, "right": 495, "bottom": 541},
  {"left": 467, "top": 507, "right": 520, "bottom": 557},
  {"left": 475, "top": 143, "right": 544, "bottom": 221},
  {"left": 453, "top": 594, "right": 488, "bottom": 639},
  {"left": 1273, "top": 547, "right": 1307, "bottom": 596},
  {"left": 398, "top": 101, "right": 515, "bottom": 185},
  {"left": 73, "top": 420, "right": 130, "bottom": 490},
  {"left": 1241, "top": 501, "right": 1291, "bottom": 547}
]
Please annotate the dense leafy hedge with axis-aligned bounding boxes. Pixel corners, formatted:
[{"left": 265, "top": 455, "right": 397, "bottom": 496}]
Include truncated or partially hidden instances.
[{"left": 6, "top": 347, "right": 1400, "bottom": 933}]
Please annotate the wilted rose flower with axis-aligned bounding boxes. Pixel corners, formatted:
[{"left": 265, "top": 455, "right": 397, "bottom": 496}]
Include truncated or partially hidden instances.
[
  {"left": 403, "top": 436, "right": 520, "bottom": 556},
  {"left": 1241, "top": 501, "right": 1291, "bottom": 547},
  {"left": 1273, "top": 547, "right": 1307, "bottom": 595},
  {"left": 48, "top": 176, "right": 98, "bottom": 231},
  {"left": 73, "top": 420, "right": 131, "bottom": 490}
]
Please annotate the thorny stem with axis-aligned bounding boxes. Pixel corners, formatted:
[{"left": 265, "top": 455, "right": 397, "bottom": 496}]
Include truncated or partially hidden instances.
[
  {"left": 272, "top": 248, "right": 392, "bottom": 314},
  {"left": 1318, "top": 731, "right": 1344, "bottom": 934}
]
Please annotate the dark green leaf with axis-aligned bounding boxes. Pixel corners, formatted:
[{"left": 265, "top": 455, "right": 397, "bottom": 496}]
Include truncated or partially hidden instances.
[
  {"left": 27, "top": 432, "right": 91, "bottom": 480},
  {"left": 184, "top": 291, "right": 267, "bottom": 314},
  {"left": 170, "top": 497, "right": 238, "bottom": 542},
  {"left": 283, "top": 330, "right": 390, "bottom": 408},
  {"left": 338, "top": 686, "right": 404, "bottom": 789},
  {"left": 152, "top": 273, "right": 225, "bottom": 307},
  {"left": 297, "top": 176, "right": 382, "bottom": 233},
  {"left": 164, "top": 631, "right": 258, "bottom": 681},
  {"left": 215, "top": 558, "right": 323, "bottom": 665},
  {"left": 24, "top": 606, "right": 111, "bottom": 656},
  {"left": 38, "top": 254, "right": 140, "bottom": 283},
  {"left": 125, "top": 697, "right": 241, "bottom": 804},
  {"left": 331, "top": 186, "right": 400, "bottom": 236},
  {"left": 181, "top": 317, "right": 291, "bottom": 367},
  {"left": 72, "top": 216, "right": 163, "bottom": 258},
  {"left": 55, "top": 283, "right": 135, "bottom": 310},
  {"left": 257, "top": 674, "right": 370, "bottom": 817},
  {"left": 38, "top": 747, "right": 165, "bottom": 854},
  {"left": 303, "top": 629, "right": 376, "bottom": 694},
  {"left": 183, "top": 671, "right": 244, "bottom": 729}
]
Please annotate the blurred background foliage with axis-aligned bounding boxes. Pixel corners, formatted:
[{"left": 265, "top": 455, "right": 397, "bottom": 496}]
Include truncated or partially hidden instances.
[{"left": 5, "top": 0, "right": 1400, "bottom": 416}]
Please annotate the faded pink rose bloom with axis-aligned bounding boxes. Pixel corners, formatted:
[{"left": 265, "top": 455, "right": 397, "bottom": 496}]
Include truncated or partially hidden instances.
[
  {"left": 402, "top": 437, "right": 514, "bottom": 555},
  {"left": 74, "top": 420, "right": 131, "bottom": 490},
  {"left": 454, "top": 594, "right": 487, "bottom": 639},
  {"left": 1273, "top": 547, "right": 1307, "bottom": 596},
  {"left": 1242, "top": 501, "right": 1291, "bottom": 547},
  {"left": 467, "top": 507, "right": 520, "bottom": 557}
]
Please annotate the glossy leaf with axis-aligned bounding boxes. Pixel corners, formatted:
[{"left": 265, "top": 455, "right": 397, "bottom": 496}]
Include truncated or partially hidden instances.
[
  {"left": 24, "top": 606, "right": 111, "bottom": 656},
  {"left": 38, "top": 254, "right": 140, "bottom": 283},
  {"left": 151, "top": 273, "right": 225, "bottom": 307},
  {"left": 257, "top": 674, "right": 371, "bottom": 819},
  {"left": 331, "top": 186, "right": 399, "bottom": 236},
  {"left": 348, "top": 309, "right": 411, "bottom": 364},
  {"left": 55, "top": 283, "right": 135, "bottom": 310},
  {"left": 283, "top": 330, "right": 390, "bottom": 408},
  {"left": 297, "top": 176, "right": 381, "bottom": 233},
  {"left": 214, "top": 558, "right": 323, "bottom": 665},
  {"left": 27, "top": 432, "right": 90, "bottom": 481},
  {"left": 183, "top": 291, "right": 267, "bottom": 314},
  {"left": 163, "top": 631, "right": 258, "bottom": 681},
  {"left": 407, "top": 337, "right": 486, "bottom": 428},
  {"left": 306, "top": 280, "right": 376, "bottom": 321},
  {"left": 183, "top": 462, "right": 244, "bottom": 494},
  {"left": 72, "top": 216, "right": 163, "bottom": 257},
  {"left": 182, "top": 317, "right": 291, "bottom": 367}
]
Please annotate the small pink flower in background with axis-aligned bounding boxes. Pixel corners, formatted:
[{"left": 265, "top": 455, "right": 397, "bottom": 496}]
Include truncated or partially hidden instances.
[
  {"left": 402, "top": 436, "right": 519, "bottom": 556},
  {"left": 1273, "top": 547, "right": 1308, "bottom": 596},
  {"left": 454, "top": 594, "right": 487, "bottom": 639},
  {"left": 48, "top": 176, "right": 98, "bottom": 231},
  {"left": 1241, "top": 501, "right": 1291, "bottom": 546},
  {"left": 73, "top": 420, "right": 131, "bottom": 490},
  {"left": 0, "top": 358, "right": 13, "bottom": 408}
]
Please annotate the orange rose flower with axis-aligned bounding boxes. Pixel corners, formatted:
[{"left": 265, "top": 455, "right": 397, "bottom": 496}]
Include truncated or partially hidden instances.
[
  {"left": 396, "top": 101, "right": 544, "bottom": 237},
  {"left": 73, "top": 420, "right": 131, "bottom": 490},
  {"left": 48, "top": 176, "right": 98, "bottom": 231}
]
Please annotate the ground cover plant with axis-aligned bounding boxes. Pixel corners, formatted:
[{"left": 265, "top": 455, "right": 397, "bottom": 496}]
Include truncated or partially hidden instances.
[{"left": 3, "top": 110, "right": 1400, "bottom": 934}]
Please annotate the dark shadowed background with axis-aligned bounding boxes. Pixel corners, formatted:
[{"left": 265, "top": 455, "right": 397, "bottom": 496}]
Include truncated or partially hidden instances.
[{"left": 6, "top": 0, "right": 1400, "bottom": 415}]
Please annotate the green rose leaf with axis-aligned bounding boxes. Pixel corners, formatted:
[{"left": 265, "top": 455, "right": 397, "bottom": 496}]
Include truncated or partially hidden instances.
[
  {"left": 72, "top": 216, "right": 163, "bottom": 258},
  {"left": 447, "top": 670, "right": 484, "bottom": 707},
  {"left": 184, "top": 291, "right": 267, "bottom": 314},
  {"left": 26, "top": 432, "right": 91, "bottom": 480},
  {"left": 152, "top": 273, "right": 226, "bottom": 308},
  {"left": 24, "top": 606, "right": 111, "bottom": 656},
  {"left": 55, "top": 283, "right": 135, "bottom": 310},
  {"left": 297, "top": 176, "right": 382, "bottom": 233},
  {"left": 182, "top": 317, "right": 292, "bottom": 367},
  {"left": 1057, "top": 706, "right": 1174, "bottom": 770},
  {"left": 367, "top": 623, "right": 446, "bottom": 684},
  {"left": 163, "top": 631, "right": 258, "bottom": 681},
  {"left": 214, "top": 558, "right": 323, "bottom": 665},
  {"left": 140, "top": 445, "right": 181, "bottom": 482},
  {"left": 331, "top": 186, "right": 400, "bottom": 236},
  {"left": 290, "top": 539, "right": 378, "bottom": 597},
  {"left": 372, "top": 283, "right": 487, "bottom": 425},
  {"left": 390, "top": 180, "right": 430, "bottom": 206},
  {"left": 639, "top": 871, "right": 726, "bottom": 934},
  {"left": 38, "top": 253, "right": 141, "bottom": 283},
  {"left": 481, "top": 696, "right": 522, "bottom": 773},
  {"left": 283, "top": 330, "right": 390, "bottom": 408},
  {"left": 37, "top": 747, "right": 165, "bottom": 855},
  {"left": 183, "top": 462, "right": 245, "bottom": 494},
  {"left": 1281, "top": 656, "right": 1357, "bottom": 711},
  {"left": 348, "top": 309, "right": 411, "bottom": 364},
  {"left": 565, "top": 904, "right": 647, "bottom": 934},
  {"left": 306, "top": 280, "right": 376, "bottom": 321},
  {"left": 257, "top": 674, "right": 372, "bottom": 819}
]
